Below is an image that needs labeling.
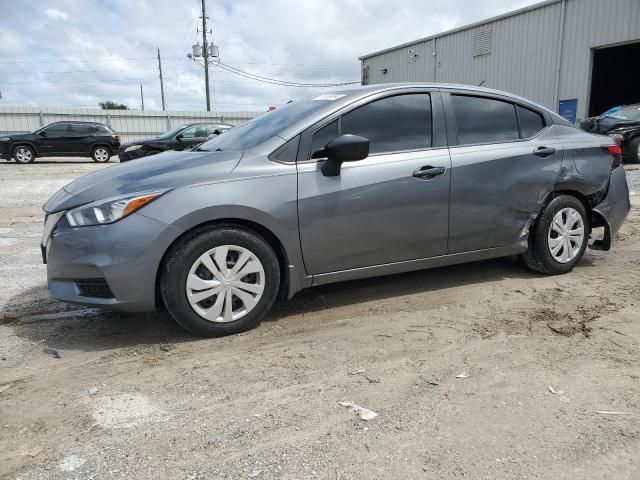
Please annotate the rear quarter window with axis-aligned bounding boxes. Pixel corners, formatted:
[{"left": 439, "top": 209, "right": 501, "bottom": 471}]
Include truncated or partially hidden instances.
[
  {"left": 92, "top": 125, "right": 113, "bottom": 135},
  {"left": 516, "top": 105, "right": 546, "bottom": 138}
]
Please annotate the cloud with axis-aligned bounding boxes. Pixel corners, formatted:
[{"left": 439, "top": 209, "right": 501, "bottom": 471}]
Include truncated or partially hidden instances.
[
  {"left": 44, "top": 8, "right": 68, "bottom": 21},
  {"left": 0, "top": 0, "right": 539, "bottom": 113}
]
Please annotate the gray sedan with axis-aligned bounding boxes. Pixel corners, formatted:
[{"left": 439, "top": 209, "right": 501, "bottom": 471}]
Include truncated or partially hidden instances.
[{"left": 42, "top": 84, "right": 630, "bottom": 337}]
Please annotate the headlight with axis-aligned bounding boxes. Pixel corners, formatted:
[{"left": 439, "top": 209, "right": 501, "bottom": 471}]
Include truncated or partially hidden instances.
[
  {"left": 124, "top": 144, "right": 143, "bottom": 153},
  {"left": 66, "top": 190, "right": 167, "bottom": 227},
  {"left": 0, "top": 137, "right": 10, "bottom": 142}
]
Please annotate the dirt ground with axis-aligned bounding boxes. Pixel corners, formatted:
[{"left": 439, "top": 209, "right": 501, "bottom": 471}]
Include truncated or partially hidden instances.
[{"left": 1, "top": 158, "right": 639, "bottom": 480}]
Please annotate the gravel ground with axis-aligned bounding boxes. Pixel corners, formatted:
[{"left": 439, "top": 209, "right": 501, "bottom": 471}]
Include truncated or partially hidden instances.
[{"left": 1, "top": 158, "right": 639, "bottom": 480}]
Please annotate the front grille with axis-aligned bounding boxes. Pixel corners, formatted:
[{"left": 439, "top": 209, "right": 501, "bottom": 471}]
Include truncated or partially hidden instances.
[{"left": 75, "top": 279, "right": 114, "bottom": 299}]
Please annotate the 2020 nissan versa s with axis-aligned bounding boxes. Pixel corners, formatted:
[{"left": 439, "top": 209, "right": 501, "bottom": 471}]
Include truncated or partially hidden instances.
[{"left": 42, "top": 84, "right": 631, "bottom": 337}]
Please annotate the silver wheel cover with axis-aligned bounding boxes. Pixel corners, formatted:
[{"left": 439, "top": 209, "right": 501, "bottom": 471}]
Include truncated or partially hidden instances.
[
  {"left": 185, "top": 245, "right": 265, "bottom": 323},
  {"left": 94, "top": 148, "right": 109, "bottom": 161},
  {"left": 548, "top": 207, "right": 585, "bottom": 264},
  {"left": 15, "top": 147, "right": 32, "bottom": 162}
]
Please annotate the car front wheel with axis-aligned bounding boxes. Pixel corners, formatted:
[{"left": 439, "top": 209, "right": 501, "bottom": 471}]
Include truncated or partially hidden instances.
[
  {"left": 522, "top": 195, "right": 589, "bottom": 275},
  {"left": 160, "top": 226, "right": 280, "bottom": 337},
  {"left": 91, "top": 146, "right": 111, "bottom": 163},
  {"left": 13, "top": 145, "right": 35, "bottom": 164}
]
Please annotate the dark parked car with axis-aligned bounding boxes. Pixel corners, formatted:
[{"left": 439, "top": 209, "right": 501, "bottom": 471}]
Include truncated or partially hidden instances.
[
  {"left": 0, "top": 121, "right": 120, "bottom": 164},
  {"left": 580, "top": 103, "right": 640, "bottom": 163},
  {"left": 42, "top": 84, "right": 630, "bottom": 337},
  {"left": 118, "top": 123, "right": 233, "bottom": 162}
]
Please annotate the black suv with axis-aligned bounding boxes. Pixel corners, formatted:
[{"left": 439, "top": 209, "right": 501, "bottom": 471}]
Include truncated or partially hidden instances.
[
  {"left": 118, "top": 123, "right": 232, "bottom": 162},
  {"left": 0, "top": 121, "right": 121, "bottom": 164}
]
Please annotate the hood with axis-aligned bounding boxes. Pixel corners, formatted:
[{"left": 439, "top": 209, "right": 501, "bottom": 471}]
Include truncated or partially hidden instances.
[
  {"left": 5, "top": 133, "right": 35, "bottom": 140},
  {"left": 581, "top": 116, "right": 640, "bottom": 134},
  {"left": 44, "top": 149, "right": 243, "bottom": 212},
  {"left": 120, "top": 136, "right": 167, "bottom": 148}
]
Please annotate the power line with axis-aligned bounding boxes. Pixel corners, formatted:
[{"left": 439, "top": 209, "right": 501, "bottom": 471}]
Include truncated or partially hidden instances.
[
  {"left": 223, "top": 61, "right": 359, "bottom": 68},
  {"left": 0, "top": 58, "right": 359, "bottom": 68},
  {"left": 170, "top": 14, "right": 199, "bottom": 70},
  {"left": 0, "top": 68, "right": 160, "bottom": 75},
  {"left": 0, "top": 77, "right": 176, "bottom": 85},
  {"left": 213, "top": 61, "right": 359, "bottom": 87},
  {"left": 0, "top": 58, "right": 158, "bottom": 64}
]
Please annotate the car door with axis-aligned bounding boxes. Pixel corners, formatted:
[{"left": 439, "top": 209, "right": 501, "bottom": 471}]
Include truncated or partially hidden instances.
[
  {"left": 444, "top": 92, "right": 564, "bottom": 253},
  {"left": 36, "top": 123, "right": 70, "bottom": 155},
  {"left": 67, "top": 123, "right": 92, "bottom": 154},
  {"left": 297, "top": 90, "right": 451, "bottom": 275}
]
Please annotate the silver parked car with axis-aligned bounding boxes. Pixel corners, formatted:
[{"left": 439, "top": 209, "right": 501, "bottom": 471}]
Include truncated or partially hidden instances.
[{"left": 42, "top": 84, "right": 630, "bottom": 337}]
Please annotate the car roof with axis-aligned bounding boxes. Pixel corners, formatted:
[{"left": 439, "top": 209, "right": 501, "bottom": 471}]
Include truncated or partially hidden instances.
[
  {"left": 276, "top": 82, "right": 572, "bottom": 142},
  {"left": 329, "top": 82, "right": 556, "bottom": 112},
  {"left": 47, "top": 121, "right": 109, "bottom": 126},
  {"left": 183, "top": 122, "right": 233, "bottom": 127}
]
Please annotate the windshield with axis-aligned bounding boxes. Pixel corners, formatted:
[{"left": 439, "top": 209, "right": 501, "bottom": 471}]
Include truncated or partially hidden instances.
[
  {"left": 160, "top": 125, "right": 188, "bottom": 139},
  {"left": 605, "top": 105, "right": 640, "bottom": 121},
  {"left": 198, "top": 94, "right": 348, "bottom": 152}
]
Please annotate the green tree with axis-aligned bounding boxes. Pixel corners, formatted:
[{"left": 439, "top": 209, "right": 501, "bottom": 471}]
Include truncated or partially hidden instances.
[{"left": 99, "top": 101, "right": 129, "bottom": 110}]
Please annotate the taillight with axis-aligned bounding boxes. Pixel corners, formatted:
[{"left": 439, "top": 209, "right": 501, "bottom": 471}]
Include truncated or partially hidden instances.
[
  {"left": 112, "top": 134, "right": 121, "bottom": 143},
  {"left": 602, "top": 144, "right": 622, "bottom": 168}
]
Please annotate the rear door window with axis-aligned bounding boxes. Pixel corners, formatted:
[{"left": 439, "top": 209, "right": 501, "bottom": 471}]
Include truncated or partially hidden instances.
[
  {"left": 341, "top": 93, "right": 432, "bottom": 154},
  {"left": 69, "top": 124, "right": 91, "bottom": 135},
  {"left": 516, "top": 105, "right": 546, "bottom": 138},
  {"left": 451, "top": 95, "right": 519, "bottom": 144},
  {"left": 194, "top": 126, "right": 209, "bottom": 138}
]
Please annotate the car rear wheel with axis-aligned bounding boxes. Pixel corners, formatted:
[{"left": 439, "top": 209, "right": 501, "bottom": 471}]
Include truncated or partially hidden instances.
[
  {"left": 91, "top": 146, "right": 111, "bottom": 163},
  {"left": 521, "top": 195, "right": 589, "bottom": 275},
  {"left": 627, "top": 137, "right": 640, "bottom": 164},
  {"left": 13, "top": 145, "right": 35, "bottom": 164},
  {"left": 160, "top": 226, "right": 280, "bottom": 337}
]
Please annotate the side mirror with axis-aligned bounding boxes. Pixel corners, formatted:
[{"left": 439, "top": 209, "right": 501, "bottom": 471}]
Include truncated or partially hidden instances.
[
  {"left": 321, "top": 134, "right": 369, "bottom": 177},
  {"left": 175, "top": 133, "right": 184, "bottom": 141},
  {"left": 39, "top": 131, "right": 47, "bottom": 137}
]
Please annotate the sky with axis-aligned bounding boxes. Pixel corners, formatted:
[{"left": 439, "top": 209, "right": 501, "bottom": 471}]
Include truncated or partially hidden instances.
[{"left": 0, "top": 0, "right": 540, "bottom": 113}]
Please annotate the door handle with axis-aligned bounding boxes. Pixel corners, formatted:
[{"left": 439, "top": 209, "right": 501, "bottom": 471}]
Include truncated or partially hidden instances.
[
  {"left": 413, "top": 166, "right": 446, "bottom": 179},
  {"left": 533, "top": 146, "right": 557, "bottom": 158}
]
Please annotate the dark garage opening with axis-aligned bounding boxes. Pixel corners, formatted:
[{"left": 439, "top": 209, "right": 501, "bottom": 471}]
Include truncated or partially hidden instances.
[{"left": 589, "top": 41, "right": 640, "bottom": 116}]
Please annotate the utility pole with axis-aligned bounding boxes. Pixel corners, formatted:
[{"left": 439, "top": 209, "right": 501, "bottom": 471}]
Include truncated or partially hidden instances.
[
  {"left": 200, "top": 0, "right": 211, "bottom": 111},
  {"left": 157, "top": 47, "right": 166, "bottom": 110},
  {"left": 140, "top": 83, "right": 144, "bottom": 110}
]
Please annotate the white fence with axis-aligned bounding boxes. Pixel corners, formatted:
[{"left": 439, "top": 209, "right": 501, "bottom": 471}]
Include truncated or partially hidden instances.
[{"left": 0, "top": 107, "right": 261, "bottom": 143}]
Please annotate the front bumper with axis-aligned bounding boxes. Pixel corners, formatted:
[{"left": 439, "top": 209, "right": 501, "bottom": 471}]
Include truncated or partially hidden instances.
[
  {"left": 45, "top": 211, "right": 184, "bottom": 312},
  {"left": 591, "top": 166, "right": 631, "bottom": 250},
  {"left": 0, "top": 143, "right": 9, "bottom": 159}
]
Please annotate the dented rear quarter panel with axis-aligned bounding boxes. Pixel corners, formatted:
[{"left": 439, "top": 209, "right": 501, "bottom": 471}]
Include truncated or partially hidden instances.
[
  {"left": 448, "top": 127, "right": 565, "bottom": 253},
  {"left": 553, "top": 125, "right": 613, "bottom": 197}
]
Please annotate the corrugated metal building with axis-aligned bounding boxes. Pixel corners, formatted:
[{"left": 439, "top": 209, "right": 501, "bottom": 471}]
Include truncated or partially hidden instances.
[{"left": 359, "top": 0, "right": 640, "bottom": 123}]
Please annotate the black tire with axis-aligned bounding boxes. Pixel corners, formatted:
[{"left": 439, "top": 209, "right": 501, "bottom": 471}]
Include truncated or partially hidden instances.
[
  {"left": 626, "top": 137, "right": 640, "bottom": 164},
  {"left": 91, "top": 146, "right": 111, "bottom": 163},
  {"left": 521, "top": 195, "right": 589, "bottom": 275},
  {"left": 13, "top": 145, "right": 35, "bottom": 164},
  {"left": 160, "top": 226, "right": 280, "bottom": 337}
]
